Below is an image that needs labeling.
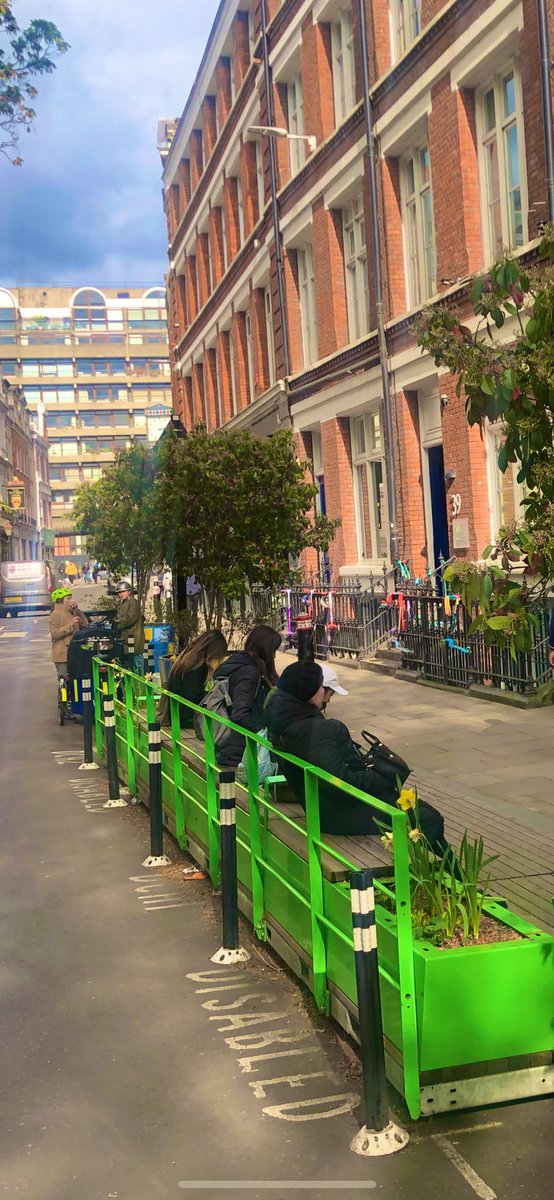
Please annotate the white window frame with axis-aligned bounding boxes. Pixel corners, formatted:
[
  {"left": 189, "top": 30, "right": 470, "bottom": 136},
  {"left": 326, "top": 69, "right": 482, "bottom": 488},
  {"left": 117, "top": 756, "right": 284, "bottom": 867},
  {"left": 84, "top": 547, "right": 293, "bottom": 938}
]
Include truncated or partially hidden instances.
[
  {"left": 331, "top": 8, "right": 356, "bottom": 124},
  {"left": 350, "top": 410, "right": 389, "bottom": 561},
  {"left": 343, "top": 195, "right": 369, "bottom": 341},
  {"left": 401, "top": 142, "right": 436, "bottom": 308},
  {"left": 297, "top": 243, "right": 318, "bottom": 367},
  {"left": 255, "top": 141, "right": 265, "bottom": 218},
  {"left": 287, "top": 72, "right": 306, "bottom": 175},
  {"left": 245, "top": 309, "right": 255, "bottom": 403},
  {"left": 229, "top": 330, "right": 238, "bottom": 416},
  {"left": 477, "top": 65, "right": 528, "bottom": 263},
  {"left": 264, "top": 286, "right": 276, "bottom": 385},
  {"left": 486, "top": 421, "right": 527, "bottom": 541},
  {"left": 236, "top": 173, "right": 245, "bottom": 246},
  {"left": 393, "top": 0, "right": 421, "bottom": 59}
]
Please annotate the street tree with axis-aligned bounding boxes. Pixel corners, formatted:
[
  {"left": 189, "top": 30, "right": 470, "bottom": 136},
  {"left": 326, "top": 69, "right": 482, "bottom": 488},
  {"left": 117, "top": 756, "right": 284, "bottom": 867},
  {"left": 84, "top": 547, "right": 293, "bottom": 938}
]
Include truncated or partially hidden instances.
[
  {"left": 0, "top": 0, "right": 69, "bottom": 165},
  {"left": 72, "top": 444, "right": 162, "bottom": 609},
  {"left": 417, "top": 227, "right": 554, "bottom": 658},
  {"left": 156, "top": 425, "right": 339, "bottom": 628}
]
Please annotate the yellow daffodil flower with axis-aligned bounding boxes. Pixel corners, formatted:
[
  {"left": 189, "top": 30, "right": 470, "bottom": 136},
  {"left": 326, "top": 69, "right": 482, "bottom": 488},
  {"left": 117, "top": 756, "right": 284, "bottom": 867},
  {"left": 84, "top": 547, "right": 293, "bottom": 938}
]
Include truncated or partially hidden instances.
[
  {"left": 380, "top": 832, "right": 394, "bottom": 851},
  {"left": 397, "top": 786, "right": 417, "bottom": 811},
  {"left": 409, "top": 828, "right": 423, "bottom": 842}
]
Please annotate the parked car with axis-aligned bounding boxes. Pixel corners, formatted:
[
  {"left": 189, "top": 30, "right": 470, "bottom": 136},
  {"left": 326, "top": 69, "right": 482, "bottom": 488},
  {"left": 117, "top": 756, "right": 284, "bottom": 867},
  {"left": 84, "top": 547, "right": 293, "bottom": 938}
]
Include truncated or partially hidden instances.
[{"left": 0, "top": 559, "right": 59, "bottom": 617}]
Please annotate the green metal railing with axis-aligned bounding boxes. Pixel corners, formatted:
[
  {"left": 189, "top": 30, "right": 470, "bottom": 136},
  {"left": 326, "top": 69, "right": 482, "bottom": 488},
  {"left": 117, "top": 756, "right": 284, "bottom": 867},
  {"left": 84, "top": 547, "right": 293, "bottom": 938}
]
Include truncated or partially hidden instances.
[{"left": 92, "top": 658, "right": 420, "bottom": 1117}]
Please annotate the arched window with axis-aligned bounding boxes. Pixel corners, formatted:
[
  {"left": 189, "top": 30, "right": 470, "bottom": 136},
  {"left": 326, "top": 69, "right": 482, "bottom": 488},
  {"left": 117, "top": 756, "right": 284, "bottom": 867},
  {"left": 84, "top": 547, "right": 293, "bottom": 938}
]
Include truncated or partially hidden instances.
[
  {"left": 71, "top": 288, "right": 107, "bottom": 330},
  {"left": 142, "top": 287, "right": 166, "bottom": 301}
]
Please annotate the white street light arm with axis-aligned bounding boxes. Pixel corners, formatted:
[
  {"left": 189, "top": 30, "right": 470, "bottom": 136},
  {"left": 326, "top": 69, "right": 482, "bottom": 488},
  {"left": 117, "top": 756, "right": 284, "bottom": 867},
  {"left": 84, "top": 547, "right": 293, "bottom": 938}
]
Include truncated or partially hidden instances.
[{"left": 248, "top": 124, "right": 317, "bottom": 154}]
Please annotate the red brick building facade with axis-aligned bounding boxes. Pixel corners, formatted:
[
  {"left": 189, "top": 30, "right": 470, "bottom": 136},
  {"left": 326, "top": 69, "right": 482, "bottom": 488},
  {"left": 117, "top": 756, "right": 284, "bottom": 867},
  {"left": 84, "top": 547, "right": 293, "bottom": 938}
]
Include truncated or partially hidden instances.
[{"left": 160, "top": 0, "right": 553, "bottom": 580}]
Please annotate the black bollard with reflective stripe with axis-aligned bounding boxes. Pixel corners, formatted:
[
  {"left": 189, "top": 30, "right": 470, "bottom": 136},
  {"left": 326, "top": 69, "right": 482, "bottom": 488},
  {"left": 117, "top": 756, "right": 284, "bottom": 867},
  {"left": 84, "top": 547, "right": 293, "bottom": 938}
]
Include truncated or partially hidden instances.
[
  {"left": 211, "top": 771, "right": 249, "bottom": 964},
  {"left": 102, "top": 692, "right": 120, "bottom": 801},
  {"left": 143, "top": 644, "right": 154, "bottom": 674},
  {"left": 148, "top": 721, "right": 163, "bottom": 855},
  {"left": 141, "top": 721, "right": 170, "bottom": 866},
  {"left": 350, "top": 868, "right": 388, "bottom": 1133},
  {"left": 78, "top": 675, "right": 100, "bottom": 772},
  {"left": 221, "top": 771, "right": 239, "bottom": 950},
  {"left": 348, "top": 869, "right": 409, "bottom": 1154},
  {"left": 82, "top": 676, "right": 93, "bottom": 762}
]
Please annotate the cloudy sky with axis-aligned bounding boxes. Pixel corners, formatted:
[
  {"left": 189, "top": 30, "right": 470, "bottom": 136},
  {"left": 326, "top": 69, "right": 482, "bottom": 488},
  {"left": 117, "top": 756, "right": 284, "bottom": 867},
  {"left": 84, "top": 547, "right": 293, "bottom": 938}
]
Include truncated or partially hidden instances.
[{"left": 0, "top": 0, "right": 221, "bottom": 286}]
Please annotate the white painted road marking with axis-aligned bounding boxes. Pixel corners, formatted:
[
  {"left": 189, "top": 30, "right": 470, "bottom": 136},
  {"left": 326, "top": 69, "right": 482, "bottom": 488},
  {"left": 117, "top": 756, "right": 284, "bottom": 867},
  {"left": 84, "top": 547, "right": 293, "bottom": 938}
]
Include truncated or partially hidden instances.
[
  {"left": 129, "top": 874, "right": 185, "bottom": 911},
  {"left": 433, "top": 1134, "right": 497, "bottom": 1200},
  {"left": 178, "top": 1184, "right": 377, "bottom": 1190},
  {"left": 0, "top": 631, "right": 27, "bottom": 638},
  {"left": 187, "top": 967, "right": 360, "bottom": 1122}
]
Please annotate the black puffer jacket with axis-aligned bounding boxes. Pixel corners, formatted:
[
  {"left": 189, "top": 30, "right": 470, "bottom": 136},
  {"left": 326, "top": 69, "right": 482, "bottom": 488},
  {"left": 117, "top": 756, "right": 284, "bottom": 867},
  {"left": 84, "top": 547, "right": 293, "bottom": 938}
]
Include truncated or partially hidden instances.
[
  {"left": 265, "top": 688, "right": 445, "bottom": 845},
  {"left": 213, "top": 651, "right": 271, "bottom": 766}
]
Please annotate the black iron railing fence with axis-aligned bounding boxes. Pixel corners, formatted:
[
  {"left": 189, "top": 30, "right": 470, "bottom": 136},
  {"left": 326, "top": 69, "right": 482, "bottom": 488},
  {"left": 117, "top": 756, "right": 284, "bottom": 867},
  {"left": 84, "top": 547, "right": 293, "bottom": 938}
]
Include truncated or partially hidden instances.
[
  {"left": 250, "top": 578, "right": 396, "bottom": 659},
  {"left": 248, "top": 579, "right": 552, "bottom": 696},
  {"left": 398, "top": 593, "right": 551, "bottom": 695}
]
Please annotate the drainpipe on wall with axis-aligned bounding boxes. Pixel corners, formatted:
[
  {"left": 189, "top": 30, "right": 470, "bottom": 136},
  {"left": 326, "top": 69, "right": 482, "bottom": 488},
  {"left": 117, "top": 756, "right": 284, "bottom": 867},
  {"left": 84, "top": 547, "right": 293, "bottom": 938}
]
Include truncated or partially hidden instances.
[
  {"left": 357, "top": 0, "right": 399, "bottom": 568},
  {"left": 537, "top": 0, "right": 554, "bottom": 222},
  {"left": 260, "top": 0, "right": 291, "bottom": 381}
]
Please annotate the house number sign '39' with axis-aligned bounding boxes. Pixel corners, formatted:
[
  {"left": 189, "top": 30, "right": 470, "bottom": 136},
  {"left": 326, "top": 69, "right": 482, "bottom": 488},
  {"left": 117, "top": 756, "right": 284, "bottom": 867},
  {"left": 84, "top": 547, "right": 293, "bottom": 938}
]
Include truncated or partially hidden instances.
[{"left": 450, "top": 493, "right": 462, "bottom": 517}]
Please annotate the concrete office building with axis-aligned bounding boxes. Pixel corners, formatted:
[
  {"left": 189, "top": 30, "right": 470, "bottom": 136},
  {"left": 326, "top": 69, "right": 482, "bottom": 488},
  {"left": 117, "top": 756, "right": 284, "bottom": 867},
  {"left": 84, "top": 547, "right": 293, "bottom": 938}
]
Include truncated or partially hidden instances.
[
  {"left": 160, "top": 0, "right": 554, "bottom": 580},
  {"left": 0, "top": 285, "right": 170, "bottom": 561}
]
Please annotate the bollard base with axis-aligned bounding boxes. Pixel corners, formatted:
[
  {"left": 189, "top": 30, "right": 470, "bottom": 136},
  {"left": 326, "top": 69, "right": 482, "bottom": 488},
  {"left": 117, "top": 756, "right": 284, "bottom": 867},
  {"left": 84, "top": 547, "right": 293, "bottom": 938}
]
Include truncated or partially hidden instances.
[
  {"left": 210, "top": 946, "right": 251, "bottom": 965},
  {"left": 78, "top": 761, "right": 100, "bottom": 771},
  {"left": 103, "top": 797, "right": 128, "bottom": 808},
  {"left": 142, "top": 853, "right": 171, "bottom": 868},
  {"left": 350, "top": 1121, "right": 409, "bottom": 1157}
]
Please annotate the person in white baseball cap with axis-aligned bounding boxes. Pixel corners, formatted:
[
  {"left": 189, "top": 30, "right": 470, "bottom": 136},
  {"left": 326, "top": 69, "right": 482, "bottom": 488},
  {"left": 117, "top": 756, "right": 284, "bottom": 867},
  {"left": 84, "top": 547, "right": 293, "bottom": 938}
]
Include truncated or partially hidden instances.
[{"left": 321, "top": 662, "right": 348, "bottom": 711}]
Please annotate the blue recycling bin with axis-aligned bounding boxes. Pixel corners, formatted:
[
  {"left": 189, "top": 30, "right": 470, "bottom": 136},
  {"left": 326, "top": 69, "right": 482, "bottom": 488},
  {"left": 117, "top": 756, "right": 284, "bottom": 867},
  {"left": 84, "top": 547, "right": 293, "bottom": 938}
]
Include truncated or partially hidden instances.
[{"left": 144, "top": 623, "right": 175, "bottom": 671}]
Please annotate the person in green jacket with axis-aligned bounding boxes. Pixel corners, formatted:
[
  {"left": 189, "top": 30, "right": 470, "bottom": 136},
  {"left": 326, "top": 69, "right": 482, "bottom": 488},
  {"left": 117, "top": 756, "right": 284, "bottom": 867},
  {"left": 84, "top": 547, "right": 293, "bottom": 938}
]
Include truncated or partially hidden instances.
[{"left": 115, "top": 579, "right": 145, "bottom": 675}]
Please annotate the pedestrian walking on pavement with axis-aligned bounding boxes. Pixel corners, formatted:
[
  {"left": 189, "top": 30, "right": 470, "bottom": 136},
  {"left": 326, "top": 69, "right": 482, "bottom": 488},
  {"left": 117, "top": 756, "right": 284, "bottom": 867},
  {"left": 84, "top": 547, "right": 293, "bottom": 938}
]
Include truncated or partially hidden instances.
[
  {"left": 114, "top": 579, "right": 145, "bottom": 675},
  {"left": 48, "top": 587, "right": 88, "bottom": 678}
]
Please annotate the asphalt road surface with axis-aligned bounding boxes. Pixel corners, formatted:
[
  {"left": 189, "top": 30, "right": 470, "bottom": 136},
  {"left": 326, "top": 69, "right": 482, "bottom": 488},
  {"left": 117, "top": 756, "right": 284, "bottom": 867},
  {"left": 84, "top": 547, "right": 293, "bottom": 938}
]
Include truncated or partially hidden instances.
[{"left": 1, "top": 614, "right": 552, "bottom": 1200}]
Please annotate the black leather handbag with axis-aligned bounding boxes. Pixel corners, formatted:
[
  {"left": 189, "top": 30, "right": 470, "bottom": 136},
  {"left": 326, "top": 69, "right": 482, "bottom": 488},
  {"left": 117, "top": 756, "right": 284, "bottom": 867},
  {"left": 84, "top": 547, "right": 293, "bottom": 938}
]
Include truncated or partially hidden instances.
[{"left": 355, "top": 730, "right": 411, "bottom": 797}]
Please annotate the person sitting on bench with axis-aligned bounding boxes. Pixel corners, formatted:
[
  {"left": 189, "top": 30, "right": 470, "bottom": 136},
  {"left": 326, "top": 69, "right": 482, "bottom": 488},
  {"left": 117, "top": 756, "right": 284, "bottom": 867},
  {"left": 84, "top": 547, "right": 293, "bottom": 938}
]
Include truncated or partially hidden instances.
[{"left": 265, "top": 659, "right": 449, "bottom": 853}]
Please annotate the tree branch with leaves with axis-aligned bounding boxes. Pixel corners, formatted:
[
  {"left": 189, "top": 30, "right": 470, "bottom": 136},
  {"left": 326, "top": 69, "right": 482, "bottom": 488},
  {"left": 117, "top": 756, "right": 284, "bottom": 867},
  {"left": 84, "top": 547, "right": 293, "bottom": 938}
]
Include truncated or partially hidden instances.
[{"left": 0, "top": 0, "right": 69, "bottom": 164}]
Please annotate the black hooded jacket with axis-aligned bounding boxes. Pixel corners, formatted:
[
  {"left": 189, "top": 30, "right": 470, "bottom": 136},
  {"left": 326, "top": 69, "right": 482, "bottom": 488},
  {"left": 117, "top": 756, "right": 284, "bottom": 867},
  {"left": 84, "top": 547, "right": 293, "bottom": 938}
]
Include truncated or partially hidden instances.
[
  {"left": 265, "top": 688, "right": 446, "bottom": 844},
  {"left": 264, "top": 687, "right": 395, "bottom": 834},
  {"left": 212, "top": 650, "right": 271, "bottom": 766}
]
